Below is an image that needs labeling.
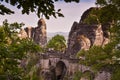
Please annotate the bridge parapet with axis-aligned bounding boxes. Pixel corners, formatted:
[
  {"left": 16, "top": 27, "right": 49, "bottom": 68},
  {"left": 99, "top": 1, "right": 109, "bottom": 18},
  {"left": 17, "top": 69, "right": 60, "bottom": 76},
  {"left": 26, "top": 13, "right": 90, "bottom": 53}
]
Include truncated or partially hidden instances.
[{"left": 39, "top": 52, "right": 111, "bottom": 80}]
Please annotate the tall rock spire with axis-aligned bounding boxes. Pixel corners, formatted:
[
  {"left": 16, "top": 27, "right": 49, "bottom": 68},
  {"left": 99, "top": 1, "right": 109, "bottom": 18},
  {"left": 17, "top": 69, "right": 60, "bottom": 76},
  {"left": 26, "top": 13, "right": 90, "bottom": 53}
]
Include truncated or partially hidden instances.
[
  {"left": 19, "top": 18, "right": 47, "bottom": 47},
  {"left": 67, "top": 7, "right": 110, "bottom": 57},
  {"left": 33, "top": 18, "right": 47, "bottom": 46}
]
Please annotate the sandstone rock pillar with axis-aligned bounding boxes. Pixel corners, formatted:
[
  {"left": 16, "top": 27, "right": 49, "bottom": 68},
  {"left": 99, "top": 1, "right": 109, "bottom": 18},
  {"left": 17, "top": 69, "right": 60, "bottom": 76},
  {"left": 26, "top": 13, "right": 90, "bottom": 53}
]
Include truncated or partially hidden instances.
[{"left": 33, "top": 18, "right": 47, "bottom": 46}]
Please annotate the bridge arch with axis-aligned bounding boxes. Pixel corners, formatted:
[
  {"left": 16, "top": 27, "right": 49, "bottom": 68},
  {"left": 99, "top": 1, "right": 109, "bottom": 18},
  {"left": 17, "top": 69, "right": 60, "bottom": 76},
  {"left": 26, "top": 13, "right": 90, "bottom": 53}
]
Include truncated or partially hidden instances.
[{"left": 55, "top": 61, "right": 67, "bottom": 80}]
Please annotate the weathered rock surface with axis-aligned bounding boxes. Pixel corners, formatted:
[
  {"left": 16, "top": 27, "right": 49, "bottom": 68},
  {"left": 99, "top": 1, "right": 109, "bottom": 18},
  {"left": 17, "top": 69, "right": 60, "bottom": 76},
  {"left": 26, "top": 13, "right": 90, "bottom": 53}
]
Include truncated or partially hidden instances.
[
  {"left": 19, "top": 18, "right": 47, "bottom": 46},
  {"left": 67, "top": 7, "right": 109, "bottom": 56},
  {"left": 39, "top": 52, "right": 111, "bottom": 80},
  {"left": 18, "top": 28, "right": 28, "bottom": 39},
  {"left": 19, "top": 7, "right": 111, "bottom": 80},
  {"left": 24, "top": 26, "right": 35, "bottom": 38},
  {"left": 33, "top": 18, "right": 47, "bottom": 46}
]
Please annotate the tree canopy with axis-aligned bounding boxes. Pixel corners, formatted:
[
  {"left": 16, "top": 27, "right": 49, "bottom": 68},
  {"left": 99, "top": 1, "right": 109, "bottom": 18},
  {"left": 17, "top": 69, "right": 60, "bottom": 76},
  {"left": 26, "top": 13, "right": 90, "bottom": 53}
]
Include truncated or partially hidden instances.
[
  {"left": 47, "top": 34, "right": 66, "bottom": 52},
  {"left": 0, "top": 20, "right": 42, "bottom": 80},
  {"left": 76, "top": 0, "right": 120, "bottom": 80},
  {"left": 0, "top": 0, "right": 80, "bottom": 19}
]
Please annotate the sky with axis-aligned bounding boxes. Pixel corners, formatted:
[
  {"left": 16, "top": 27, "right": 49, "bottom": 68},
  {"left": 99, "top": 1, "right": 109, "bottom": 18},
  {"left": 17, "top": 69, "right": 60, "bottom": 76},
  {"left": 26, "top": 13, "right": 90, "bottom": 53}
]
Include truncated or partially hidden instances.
[{"left": 0, "top": 0, "right": 96, "bottom": 32}]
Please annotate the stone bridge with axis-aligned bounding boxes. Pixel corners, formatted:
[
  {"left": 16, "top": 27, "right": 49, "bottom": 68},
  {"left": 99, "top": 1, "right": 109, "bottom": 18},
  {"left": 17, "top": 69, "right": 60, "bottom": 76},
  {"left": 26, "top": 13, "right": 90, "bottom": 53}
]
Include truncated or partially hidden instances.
[
  {"left": 39, "top": 51, "right": 111, "bottom": 80},
  {"left": 19, "top": 8, "right": 112, "bottom": 80}
]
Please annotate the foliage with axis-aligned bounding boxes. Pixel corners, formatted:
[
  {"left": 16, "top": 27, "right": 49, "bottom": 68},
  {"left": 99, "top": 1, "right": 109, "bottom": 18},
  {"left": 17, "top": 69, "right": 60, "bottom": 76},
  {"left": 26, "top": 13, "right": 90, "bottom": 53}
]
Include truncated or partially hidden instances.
[
  {"left": 96, "top": 0, "right": 120, "bottom": 23},
  {"left": 0, "top": 4, "right": 14, "bottom": 15},
  {"left": 81, "top": 71, "right": 94, "bottom": 80},
  {"left": 77, "top": 24, "right": 120, "bottom": 69},
  {"left": 73, "top": 71, "right": 82, "bottom": 80},
  {"left": 77, "top": 0, "right": 120, "bottom": 79},
  {"left": 46, "top": 34, "right": 66, "bottom": 52},
  {"left": 77, "top": 36, "right": 120, "bottom": 79},
  {"left": 0, "top": 0, "right": 80, "bottom": 19},
  {"left": 23, "top": 52, "right": 43, "bottom": 80},
  {"left": 73, "top": 71, "right": 94, "bottom": 80},
  {"left": 111, "top": 65, "right": 120, "bottom": 80},
  {"left": 82, "top": 8, "right": 97, "bottom": 24},
  {"left": 0, "top": 20, "right": 42, "bottom": 80},
  {"left": 83, "top": 0, "right": 120, "bottom": 24},
  {"left": 83, "top": 13, "right": 98, "bottom": 25},
  {"left": 77, "top": 46, "right": 108, "bottom": 70}
]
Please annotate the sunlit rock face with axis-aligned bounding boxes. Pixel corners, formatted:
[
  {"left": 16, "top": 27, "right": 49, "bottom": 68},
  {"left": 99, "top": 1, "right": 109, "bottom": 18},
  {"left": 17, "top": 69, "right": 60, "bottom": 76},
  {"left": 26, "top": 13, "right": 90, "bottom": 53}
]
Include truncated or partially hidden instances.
[
  {"left": 18, "top": 28, "right": 28, "bottom": 39},
  {"left": 67, "top": 7, "right": 109, "bottom": 56},
  {"left": 19, "top": 18, "right": 47, "bottom": 46},
  {"left": 24, "top": 26, "right": 35, "bottom": 38},
  {"left": 33, "top": 18, "right": 47, "bottom": 46}
]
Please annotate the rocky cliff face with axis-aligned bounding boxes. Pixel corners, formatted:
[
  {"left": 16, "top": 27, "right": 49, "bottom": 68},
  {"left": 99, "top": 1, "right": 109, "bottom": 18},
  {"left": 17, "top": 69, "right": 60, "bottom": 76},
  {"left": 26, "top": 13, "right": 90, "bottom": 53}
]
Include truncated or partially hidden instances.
[
  {"left": 33, "top": 18, "right": 47, "bottom": 46},
  {"left": 19, "top": 18, "right": 47, "bottom": 46},
  {"left": 67, "top": 7, "right": 110, "bottom": 56}
]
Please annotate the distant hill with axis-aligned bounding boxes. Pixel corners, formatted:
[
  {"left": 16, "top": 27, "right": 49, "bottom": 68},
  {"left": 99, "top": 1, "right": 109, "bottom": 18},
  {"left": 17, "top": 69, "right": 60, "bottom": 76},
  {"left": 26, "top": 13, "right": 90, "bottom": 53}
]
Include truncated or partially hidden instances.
[{"left": 47, "top": 32, "right": 69, "bottom": 41}]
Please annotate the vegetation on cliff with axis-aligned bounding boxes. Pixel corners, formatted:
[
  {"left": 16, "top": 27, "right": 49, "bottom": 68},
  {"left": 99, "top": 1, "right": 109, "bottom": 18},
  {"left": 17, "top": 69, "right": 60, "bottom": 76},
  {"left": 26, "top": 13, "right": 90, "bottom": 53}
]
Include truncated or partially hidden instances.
[
  {"left": 77, "top": 0, "right": 120, "bottom": 80},
  {"left": 0, "top": 0, "right": 120, "bottom": 80},
  {"left": 47, "top": 34, "right": 66, "bottom": 52},
  {"left": 0, "top": 20, "right": 42, "bottom": 80}
]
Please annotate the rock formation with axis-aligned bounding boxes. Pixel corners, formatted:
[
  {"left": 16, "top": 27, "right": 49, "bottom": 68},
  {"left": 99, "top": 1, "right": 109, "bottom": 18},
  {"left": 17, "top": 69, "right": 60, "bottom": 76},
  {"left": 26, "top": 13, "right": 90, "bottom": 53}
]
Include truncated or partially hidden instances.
[
  {"left": 67, "top": 7, "right": 110, "bottom": 56},
  {"left": 24, "top": 26, "right": 35, "bottom": 38},
  {"left": 18, "top": 28, "right": 28, "bottom": 39},
  {"left": 19, "top": 18, "right": 47, "bottom": 46},
  {"left": 33, "top": 18, "right": 47, "bottom": 46},
  {"left": 18, "top": 8, "right": 112, "bottom": 80}
]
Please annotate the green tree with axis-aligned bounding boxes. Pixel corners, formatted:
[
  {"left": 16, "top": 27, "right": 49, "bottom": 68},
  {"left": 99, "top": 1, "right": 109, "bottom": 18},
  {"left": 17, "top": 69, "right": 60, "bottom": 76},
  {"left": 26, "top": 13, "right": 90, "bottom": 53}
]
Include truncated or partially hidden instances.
[
  {"left": 0, "top": 0, "right": 80, "bottom": 19},
  {"left": 47, "top": 34, "right": 66, "bottom": 52},
  {"left": 77, "top": 0, "right": 120, "bottom": 80},
  {"left": 0, "top": 20, "right": 42, "bottom": 80}
]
